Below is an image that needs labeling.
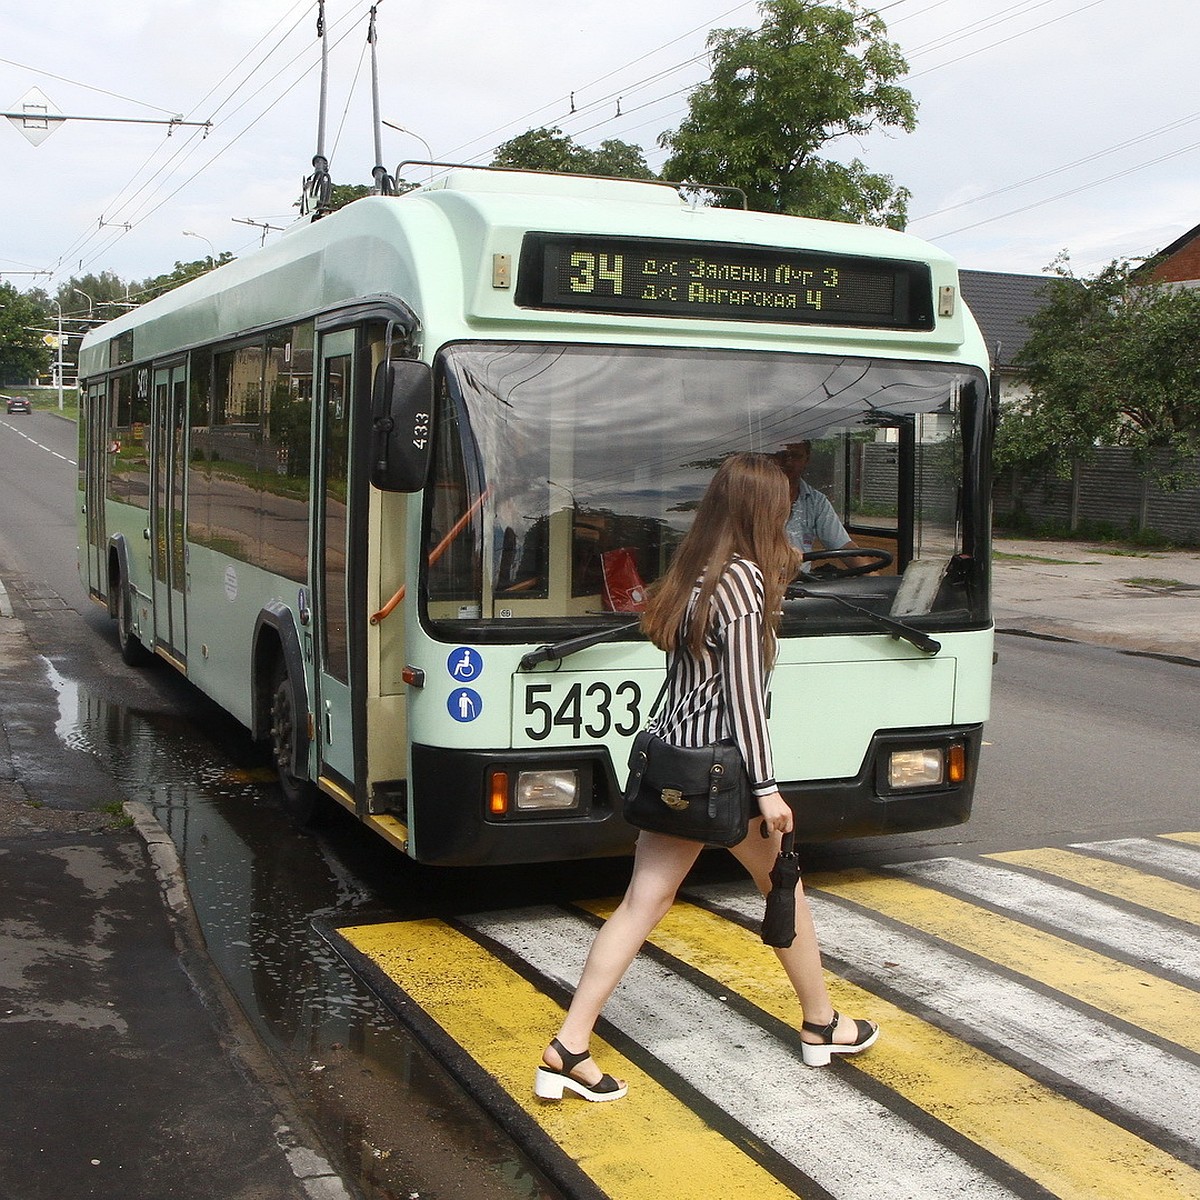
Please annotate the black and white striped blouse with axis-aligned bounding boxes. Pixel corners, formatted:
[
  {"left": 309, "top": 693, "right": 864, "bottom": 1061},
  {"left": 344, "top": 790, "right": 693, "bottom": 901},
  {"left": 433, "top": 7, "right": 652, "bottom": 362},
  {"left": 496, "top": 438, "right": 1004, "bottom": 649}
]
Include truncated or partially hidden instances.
[{"left": 649, "top": 555, "right": 776, "bottom": 797}]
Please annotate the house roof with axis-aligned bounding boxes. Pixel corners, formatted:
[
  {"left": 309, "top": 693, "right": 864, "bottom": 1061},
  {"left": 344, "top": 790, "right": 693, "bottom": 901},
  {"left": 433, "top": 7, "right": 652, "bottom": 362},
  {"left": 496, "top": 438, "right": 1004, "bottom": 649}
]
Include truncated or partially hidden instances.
[
  {"left": 958, "top": 269, "right": 1050, "bottom": 368},
  {"left": 1153, "top": 221, "right": 1200, "bottom": 262}
]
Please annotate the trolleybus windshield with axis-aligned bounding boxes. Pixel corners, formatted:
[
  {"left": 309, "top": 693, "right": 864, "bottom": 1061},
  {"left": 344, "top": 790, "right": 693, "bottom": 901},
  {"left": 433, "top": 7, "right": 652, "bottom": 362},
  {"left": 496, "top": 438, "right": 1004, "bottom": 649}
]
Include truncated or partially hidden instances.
[{"left": 422, "top": 343, "right": 988, "bottom": 641}]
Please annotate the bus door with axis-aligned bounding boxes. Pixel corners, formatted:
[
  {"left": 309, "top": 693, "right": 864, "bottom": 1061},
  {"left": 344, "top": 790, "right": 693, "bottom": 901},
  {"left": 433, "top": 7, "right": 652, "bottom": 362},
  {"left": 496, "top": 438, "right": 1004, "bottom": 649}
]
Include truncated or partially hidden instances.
[
  {"left": 314, "top": 330, "right": 355, "bottom": 785},
  {"left": 82, "top": 382, "right": 107, "bottom": 594},
  {"left": 149, "top": 362, "right": 188, "bottom": 665}
]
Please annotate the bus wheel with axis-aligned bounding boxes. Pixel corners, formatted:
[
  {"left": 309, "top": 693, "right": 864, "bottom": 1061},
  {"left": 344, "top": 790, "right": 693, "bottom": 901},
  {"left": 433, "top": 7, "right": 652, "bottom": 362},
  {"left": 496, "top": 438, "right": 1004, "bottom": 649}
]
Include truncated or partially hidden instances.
[
  {"left": 270, "top": 661, "right": 325, "bottom": 826},
  {"left": 116, "top": 580, "right": 152, "bottom": 667}
]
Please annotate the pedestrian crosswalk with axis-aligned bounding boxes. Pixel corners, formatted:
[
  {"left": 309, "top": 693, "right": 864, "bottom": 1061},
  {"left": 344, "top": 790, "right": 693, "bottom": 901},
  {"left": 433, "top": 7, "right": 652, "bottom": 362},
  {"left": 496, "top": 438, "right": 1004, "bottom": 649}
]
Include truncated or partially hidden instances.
[{"left": 330, "top": 833, "right": 1200, "bottom": 1200}]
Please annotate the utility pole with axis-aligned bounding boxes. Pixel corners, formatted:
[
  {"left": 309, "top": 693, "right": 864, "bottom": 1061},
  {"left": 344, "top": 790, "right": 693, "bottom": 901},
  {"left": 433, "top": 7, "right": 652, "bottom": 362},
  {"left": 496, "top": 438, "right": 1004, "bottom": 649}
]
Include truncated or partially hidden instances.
[
  {"left": 4, "top": 86, "right": 210, "bottom": 147},
  {"left": 231, "top": 217, "right": 283, "bottom": 247},
  {"left": 49, "top": 299, "right": 64, "bottom": 411}
]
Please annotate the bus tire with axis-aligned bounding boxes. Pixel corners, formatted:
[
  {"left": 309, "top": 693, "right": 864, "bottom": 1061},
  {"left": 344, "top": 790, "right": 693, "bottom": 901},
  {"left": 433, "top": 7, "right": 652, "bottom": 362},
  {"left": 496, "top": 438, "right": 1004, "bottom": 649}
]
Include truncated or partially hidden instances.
[
  {"left": 116, "top": 578, "right": 152, "bottom": 667},
  {"left": 270, "top": 660, "right": 325, "bottom": 827}
]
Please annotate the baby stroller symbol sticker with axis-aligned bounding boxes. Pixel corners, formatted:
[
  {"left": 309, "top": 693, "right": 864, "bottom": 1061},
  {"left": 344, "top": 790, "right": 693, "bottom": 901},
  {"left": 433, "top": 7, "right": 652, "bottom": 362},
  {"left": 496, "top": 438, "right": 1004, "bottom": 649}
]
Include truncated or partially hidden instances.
[
  {"left": 448, "top": 688, "right": 483, "bottom": 723},
  {"left": 447, "top": 647, "right": 483, "bottom": 682}
]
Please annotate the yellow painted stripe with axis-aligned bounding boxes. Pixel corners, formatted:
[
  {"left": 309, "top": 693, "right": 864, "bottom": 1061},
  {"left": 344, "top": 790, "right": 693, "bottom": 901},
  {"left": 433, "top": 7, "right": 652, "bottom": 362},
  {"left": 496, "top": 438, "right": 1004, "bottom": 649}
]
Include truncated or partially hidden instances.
[
  {"left": 803, "top": 868, "right": 1200, "bottom": 1054},
  {"left": 338, "top": 919, "right": 798, "bottom": 1200},
  {"left": 1162, "top": 831, "right": 1200, "bottom": 847},
  {"left": 580, "top": 898, "right": 1200, "bottom": 1200},
  {"left": 987, "top": 847, "right": 1200, "bottom": 925}
]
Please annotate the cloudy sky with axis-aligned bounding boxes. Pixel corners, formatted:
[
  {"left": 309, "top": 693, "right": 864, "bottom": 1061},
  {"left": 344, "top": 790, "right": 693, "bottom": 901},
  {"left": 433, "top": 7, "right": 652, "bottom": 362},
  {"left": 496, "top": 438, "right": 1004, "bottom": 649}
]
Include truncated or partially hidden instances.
[{"left": 2, "top": 0, "right": 1197, "bottom": 299}]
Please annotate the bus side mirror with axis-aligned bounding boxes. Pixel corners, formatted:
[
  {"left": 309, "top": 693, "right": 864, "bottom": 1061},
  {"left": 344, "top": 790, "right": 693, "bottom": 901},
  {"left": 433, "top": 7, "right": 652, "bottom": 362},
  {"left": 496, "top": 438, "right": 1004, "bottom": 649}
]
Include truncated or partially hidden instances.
[{"left": 370, "top": 360, "right": 433, "bottom": 492}]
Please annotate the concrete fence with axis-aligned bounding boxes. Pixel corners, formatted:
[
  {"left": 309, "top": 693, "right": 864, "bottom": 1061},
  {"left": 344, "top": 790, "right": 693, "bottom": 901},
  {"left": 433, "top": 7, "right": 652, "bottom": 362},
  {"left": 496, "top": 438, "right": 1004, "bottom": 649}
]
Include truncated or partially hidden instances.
[{"left": 993, "top": 448, "right": 1200, "bottom": 544}]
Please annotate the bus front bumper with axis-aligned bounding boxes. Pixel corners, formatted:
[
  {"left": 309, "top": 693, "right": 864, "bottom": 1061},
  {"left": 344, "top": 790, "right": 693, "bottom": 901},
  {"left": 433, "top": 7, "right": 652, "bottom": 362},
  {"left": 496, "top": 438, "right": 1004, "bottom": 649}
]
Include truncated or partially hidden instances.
[{"left": 408, "top": 724, "right": 983, "bottom": 866}]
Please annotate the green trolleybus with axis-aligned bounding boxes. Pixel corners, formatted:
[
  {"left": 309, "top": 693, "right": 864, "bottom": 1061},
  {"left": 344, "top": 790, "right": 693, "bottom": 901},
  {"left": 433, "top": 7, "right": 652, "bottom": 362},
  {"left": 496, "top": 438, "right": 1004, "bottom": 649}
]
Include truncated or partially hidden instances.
[{"left": 77, "top": 169, "right": 994, "bottom": 866}]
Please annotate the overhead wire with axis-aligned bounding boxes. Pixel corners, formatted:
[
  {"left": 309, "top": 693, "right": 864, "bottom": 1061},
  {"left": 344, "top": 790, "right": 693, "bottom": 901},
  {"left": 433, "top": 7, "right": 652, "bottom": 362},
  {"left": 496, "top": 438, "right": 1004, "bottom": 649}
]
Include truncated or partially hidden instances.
[
  {"left": 46, "top": 2, "right": 314, "bottom": 274},
  {"left": 925, "top": 136, "right": 1200, "bottom": 241},
  {"left": 54, "top": 1, "right": 375, "bottom": 281},
  {"left": 437, "top": 0, "right": 756, "bottom": 163},
  {"left": 31, "top": 0, "right": 1186, "bottom": 282},
  {"left": 912, "top": 109, "right": 1200, "bottom": 223},
  {"left": 558, "top": 0, "right": 1151, "bottom": 245},
  {"left": 0, "top": 57, "right": 180, "bottom": 114},
  {"left": 43, "top": 1, "right": 318, "bottom": 279},
  {"left": 70, "top": 7, "right": 367, "bottom": 274}
]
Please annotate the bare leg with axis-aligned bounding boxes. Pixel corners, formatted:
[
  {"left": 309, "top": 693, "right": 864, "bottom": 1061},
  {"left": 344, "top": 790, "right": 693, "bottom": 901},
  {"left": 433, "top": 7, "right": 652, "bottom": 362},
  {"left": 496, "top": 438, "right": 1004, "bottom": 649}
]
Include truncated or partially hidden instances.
[
  {"left": 729, "top": 823, "right": 864, "bottom": 1047},
  {"left": 545, "top": 831, "right": 703, "bottom": 1085}
]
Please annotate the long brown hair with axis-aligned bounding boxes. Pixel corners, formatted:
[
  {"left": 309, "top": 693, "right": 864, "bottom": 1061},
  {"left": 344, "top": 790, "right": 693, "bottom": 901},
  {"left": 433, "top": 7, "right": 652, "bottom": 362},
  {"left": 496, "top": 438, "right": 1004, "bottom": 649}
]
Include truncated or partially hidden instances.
[{"left": 641, "top": 453, "right": 800, "bottom": 667}]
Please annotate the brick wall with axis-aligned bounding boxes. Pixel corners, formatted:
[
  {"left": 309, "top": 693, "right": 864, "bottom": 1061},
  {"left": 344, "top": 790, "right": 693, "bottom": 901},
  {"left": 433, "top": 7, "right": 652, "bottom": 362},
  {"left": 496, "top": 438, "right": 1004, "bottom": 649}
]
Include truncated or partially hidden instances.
[{"left": 1150, "top": 234, "right": 1200, "bottom": 285}]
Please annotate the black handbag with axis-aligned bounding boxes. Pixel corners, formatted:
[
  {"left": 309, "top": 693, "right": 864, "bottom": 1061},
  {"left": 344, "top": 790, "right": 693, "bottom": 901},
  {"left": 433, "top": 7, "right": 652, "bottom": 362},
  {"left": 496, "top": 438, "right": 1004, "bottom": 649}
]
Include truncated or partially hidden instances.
[{"left": 623, "top": 731, "right": 753, "bottom": 847}]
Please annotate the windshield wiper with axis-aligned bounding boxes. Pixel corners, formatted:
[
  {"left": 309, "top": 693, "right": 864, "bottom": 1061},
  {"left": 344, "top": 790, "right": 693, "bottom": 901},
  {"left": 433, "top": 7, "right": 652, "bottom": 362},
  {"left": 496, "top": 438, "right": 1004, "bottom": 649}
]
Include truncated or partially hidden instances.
[
  {"left": 787, "top": 586, "right": 941, "bottom": 655},
  {"left": 519, "top": 619, "right": 643, "bottom": 671}
]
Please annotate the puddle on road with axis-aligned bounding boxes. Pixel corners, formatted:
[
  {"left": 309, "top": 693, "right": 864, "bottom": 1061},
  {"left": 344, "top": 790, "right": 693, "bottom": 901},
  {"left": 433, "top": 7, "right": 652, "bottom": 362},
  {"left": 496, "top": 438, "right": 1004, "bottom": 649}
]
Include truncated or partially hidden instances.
[{"left": 42, "top": 657, "right": 558, "bottom": 1200}]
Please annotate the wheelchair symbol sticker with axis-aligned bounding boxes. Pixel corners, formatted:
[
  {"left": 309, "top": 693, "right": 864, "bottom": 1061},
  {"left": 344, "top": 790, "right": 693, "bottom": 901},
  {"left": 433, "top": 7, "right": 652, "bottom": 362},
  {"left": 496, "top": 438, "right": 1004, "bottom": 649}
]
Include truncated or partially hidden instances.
[
  {"left": 448, "top": 688, "right": 483, "bottom": 723},
  {"left": 447, "top": 647, "right": 483, "bottom": 682}
]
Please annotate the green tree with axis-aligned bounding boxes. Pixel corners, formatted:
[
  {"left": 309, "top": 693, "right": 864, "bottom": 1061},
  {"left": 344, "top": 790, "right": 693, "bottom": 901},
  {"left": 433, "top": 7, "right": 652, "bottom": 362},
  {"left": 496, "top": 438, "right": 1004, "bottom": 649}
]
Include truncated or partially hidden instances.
[
  {"left": 1000, "top": 256, "right": 1200, "bottom": 484},
  {"left": 54, "top": 271, "right": 131, "bottom": 321},
  {"left": 660, "top": 0, "right": 915, "bottom": 226},
  {"left": 0, "top": 283, "right": 50, "bottom": 384},
  {"left": 136, "top": 255, "right": 235, "bottom": 303},
  {"left": 313, "top": 178, "right": 419, "bottom": 213},
  {"left": 329, "top": 183, "right": 373, "bottom": 210},
  {"left": 492, "top": 126, "right": 654, "bottom": 179}
]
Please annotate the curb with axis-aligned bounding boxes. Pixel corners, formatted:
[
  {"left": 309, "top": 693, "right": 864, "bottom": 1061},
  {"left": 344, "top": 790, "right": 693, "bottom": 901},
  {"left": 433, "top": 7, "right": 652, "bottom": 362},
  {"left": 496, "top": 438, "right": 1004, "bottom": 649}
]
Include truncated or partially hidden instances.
[{"left": 123, "top": 800, "right": 356, "bottom": 1200}]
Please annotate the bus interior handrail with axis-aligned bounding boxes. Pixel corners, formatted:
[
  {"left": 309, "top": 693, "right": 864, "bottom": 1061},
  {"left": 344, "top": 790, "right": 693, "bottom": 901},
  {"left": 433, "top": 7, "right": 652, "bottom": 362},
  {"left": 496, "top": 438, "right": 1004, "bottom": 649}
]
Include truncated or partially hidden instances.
[{"left": 370, "top": 486, "right": 494, "bottom": 625}]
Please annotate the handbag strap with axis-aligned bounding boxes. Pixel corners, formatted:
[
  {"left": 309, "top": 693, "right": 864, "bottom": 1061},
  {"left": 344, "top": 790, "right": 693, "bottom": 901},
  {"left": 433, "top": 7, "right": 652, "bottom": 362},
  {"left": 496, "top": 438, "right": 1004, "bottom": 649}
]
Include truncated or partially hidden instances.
[{"left": 644, "top": 650, "right": 681, "bottom": 727}]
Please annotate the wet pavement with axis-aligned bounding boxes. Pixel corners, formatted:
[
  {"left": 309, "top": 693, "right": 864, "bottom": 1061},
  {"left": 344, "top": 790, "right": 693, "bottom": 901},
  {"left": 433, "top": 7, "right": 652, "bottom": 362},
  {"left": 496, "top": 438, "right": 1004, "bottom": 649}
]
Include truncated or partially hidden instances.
[
  {"left": 0, "top": 608, "right": 566, "bottom": 1200},
  {"left": 0, "top": 653, "right": 338, "bottom": 1197},
  {"left": 1, "top": 534, "right": 1198, "bottom": 1199}
]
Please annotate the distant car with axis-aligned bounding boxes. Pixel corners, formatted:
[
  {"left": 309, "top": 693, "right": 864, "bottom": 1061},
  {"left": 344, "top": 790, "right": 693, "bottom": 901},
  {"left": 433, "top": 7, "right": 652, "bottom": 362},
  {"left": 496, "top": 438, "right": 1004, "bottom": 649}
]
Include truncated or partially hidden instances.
[{"left": 4, "top": 396, "right": 31, "bottom": 414}]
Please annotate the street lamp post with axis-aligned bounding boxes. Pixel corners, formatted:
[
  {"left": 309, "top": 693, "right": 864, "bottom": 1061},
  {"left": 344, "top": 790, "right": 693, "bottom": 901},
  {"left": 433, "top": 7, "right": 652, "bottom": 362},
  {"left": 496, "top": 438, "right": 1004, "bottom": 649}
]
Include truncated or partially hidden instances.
[
  {"left": 382, "top": 121, "right": 435, "bottom": 181},
  {"left": 72, "top": 287, "right": 94, "bottom": 320},
  {"left": 182, "top": 230, "right": 216, "bottom": 267}
]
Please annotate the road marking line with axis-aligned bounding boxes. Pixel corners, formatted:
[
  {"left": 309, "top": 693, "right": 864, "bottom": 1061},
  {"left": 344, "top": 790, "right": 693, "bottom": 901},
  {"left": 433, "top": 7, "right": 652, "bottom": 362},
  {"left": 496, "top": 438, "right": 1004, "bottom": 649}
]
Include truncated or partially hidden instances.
[
  {"left": 1075, "top": 840, "right": 1200, "bottom": 888},
  {"left": 697, "top": 881, "right": 1200, "bottom": 1153},
  {"left": 987, "top": 847, "right": 1200, "bottom": 926},
  {"left": 644, "top": 893, "right": 1200, "bottom": 1200},
  {"left": 0, "top": 419, "right": 77, "bottom": 466},
  {"left": 1069, "top": 836, "right": 1200, "bottom": 882},
  {"left": 469, "top": 906, "right": 1021, "bottom": 1200},
  {"left": 898, "top": 857, "right": 1200, "bottom": 982},
  {"left": 801, "top": 867, "right": 1200, "bottom": 1054},
  {"left": 337, "top": 917, "right": 797, "bottom": 1200}
]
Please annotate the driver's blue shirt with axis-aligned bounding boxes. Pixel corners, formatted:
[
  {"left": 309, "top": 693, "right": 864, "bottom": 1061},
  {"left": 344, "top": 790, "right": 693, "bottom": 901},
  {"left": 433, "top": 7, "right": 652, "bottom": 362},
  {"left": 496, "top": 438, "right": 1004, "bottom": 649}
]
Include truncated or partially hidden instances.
[{"left": 785, "top": 479, "right": 851, "bottom": 561}]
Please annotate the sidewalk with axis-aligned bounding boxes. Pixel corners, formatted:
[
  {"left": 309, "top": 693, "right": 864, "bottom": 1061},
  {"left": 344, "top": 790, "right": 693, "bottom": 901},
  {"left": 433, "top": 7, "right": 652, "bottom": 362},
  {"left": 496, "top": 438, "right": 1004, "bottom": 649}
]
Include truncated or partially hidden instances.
[
  {"left": 0, "top": 614, "right": 352, "bottom": 1199},
  {"left": 991, "top": 536, "right": 1200, "bottom": 662}
]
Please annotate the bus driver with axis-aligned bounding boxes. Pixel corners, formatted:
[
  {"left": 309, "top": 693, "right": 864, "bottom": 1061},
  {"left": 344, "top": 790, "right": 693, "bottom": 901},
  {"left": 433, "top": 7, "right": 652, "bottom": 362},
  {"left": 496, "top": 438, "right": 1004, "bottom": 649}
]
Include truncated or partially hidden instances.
[{"left": 776, "top": 440, "right": 866, "bottom": 571}]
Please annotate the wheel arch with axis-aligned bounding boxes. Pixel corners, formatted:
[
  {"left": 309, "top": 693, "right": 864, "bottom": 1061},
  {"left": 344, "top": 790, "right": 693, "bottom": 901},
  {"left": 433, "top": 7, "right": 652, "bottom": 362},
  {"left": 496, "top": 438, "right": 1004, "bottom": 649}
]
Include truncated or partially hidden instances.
[
  {"left": 252, "top": 603, "right": 310, "bottom": 773},
  {"left": 106, "top": 534, "right": 134, "bottom": 620}
]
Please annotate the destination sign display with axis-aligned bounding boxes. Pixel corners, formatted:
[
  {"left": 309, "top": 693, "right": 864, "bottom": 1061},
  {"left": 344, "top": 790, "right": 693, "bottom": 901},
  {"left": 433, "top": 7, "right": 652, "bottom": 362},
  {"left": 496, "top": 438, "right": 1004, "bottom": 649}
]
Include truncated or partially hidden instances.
[{"left": 517, "top": 233, "right": 935, "bottom": 330}]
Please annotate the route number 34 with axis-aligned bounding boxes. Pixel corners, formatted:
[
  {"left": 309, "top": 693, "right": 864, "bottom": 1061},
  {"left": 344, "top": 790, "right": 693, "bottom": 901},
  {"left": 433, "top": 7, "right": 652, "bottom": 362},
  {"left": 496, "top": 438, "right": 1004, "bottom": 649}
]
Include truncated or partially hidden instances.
[{"left": 523, "top": 681, "right": 642, "bottom": 742}]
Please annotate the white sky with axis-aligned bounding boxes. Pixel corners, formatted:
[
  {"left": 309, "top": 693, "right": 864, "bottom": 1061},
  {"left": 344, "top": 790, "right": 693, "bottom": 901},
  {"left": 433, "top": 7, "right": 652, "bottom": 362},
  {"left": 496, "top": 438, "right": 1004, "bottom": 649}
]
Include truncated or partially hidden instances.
[{"left": 2, "top": 0, "right": 1198, "bottom": 303}]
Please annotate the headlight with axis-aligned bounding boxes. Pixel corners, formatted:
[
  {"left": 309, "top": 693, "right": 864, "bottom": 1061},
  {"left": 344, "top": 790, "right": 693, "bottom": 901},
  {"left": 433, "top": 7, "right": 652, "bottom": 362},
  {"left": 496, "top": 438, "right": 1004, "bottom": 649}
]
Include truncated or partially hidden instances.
[
  {"left": 887, "top": 744, "right": 965, "bottom": 790},
  {"left": 487, "top": 766, "right": 587, "bottom": 818},
  {"left": 516, "top": 769, "right": 580, "bottom": 811}
]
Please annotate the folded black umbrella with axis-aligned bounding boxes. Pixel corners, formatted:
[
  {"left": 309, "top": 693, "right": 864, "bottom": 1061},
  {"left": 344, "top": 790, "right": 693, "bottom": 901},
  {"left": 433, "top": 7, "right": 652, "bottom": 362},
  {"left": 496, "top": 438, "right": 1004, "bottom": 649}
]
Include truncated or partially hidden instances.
[{"left": 761, "top": 830, "right": 800, "bottom": 947}]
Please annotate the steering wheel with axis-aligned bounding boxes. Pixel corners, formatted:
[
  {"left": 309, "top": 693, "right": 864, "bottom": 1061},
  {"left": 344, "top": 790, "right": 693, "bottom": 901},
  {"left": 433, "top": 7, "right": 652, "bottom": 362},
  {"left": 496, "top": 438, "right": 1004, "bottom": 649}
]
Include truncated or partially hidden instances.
[{"left": 801, "top": 547, "right": 893, "bottom": 580}]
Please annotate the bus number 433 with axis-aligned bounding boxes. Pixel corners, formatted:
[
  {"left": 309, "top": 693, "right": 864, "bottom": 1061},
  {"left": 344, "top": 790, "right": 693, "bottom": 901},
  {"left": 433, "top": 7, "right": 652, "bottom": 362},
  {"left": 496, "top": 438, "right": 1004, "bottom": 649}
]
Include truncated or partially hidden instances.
[{"left": 523, "top": 680, "right": 642, "bottom": 741}]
